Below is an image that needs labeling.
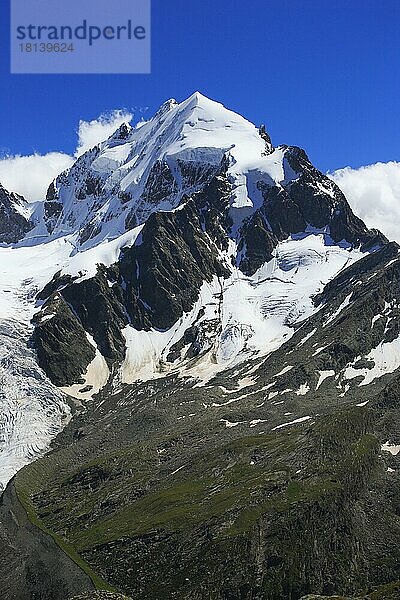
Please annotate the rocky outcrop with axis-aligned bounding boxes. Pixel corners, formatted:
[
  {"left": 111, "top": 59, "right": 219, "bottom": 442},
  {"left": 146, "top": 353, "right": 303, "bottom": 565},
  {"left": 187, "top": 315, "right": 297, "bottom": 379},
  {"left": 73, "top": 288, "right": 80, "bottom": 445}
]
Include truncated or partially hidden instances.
[
  {"left": 32, "top": 294, "right": 96, "bottom": 386},
  {"left": 0, "top": 184, "right": 33, "bottom": 243},
  {"left": 239, "top": 147, "right": 387, "bottom": 276},
  {"left": 285, "top": 147, "right": 386, "bottom": 251}
]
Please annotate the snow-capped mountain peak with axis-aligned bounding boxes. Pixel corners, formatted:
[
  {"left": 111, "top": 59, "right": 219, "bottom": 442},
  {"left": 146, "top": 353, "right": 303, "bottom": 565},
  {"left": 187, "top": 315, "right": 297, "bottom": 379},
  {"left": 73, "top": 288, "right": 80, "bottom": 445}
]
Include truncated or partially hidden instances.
[
  {"left": 42, "top": 92, "right": 279, "bottom": 247},
  {"left": 31, "top": 93, "right": 386, "bottom": 396}
]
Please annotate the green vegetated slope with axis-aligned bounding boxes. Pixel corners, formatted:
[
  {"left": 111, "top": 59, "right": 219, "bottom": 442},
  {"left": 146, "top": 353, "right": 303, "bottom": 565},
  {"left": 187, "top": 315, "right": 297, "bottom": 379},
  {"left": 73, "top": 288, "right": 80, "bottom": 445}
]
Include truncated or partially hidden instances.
[{"left": 13, "top": 376, "right": 400, "bottom": 598}]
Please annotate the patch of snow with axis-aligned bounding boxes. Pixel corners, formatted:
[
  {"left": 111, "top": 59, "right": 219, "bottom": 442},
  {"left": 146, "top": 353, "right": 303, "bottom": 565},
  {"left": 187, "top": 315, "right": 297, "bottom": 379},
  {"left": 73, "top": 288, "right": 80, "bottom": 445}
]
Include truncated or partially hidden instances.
[
  {"left": 371, "top": 314, "right": 382, "bottom": 328},
  {"left": 275, "top": 365, "right": 293, "bottom": 377},
  {"left": 65, "top": 225, "right": 144, "bottom": 282},
  {"left": 356, "top": 400, "right": 370, "bottom": 407},
  {"left": 61, "top": 333, "right": 110, "bottom": 400},
  {"left": 170, "top": 465, "right": 184, "bottom": 476},
  {"left": 121, "top": 278, "right": 221, "bottom": 384},
  {"left": 381, "top": 442, "right": 400, "bottom": 456},
  {"left": 298, "top": 328, "right": 317, "bottom": 347},
  {"left": 324, "top": 293, "right": 352, "bottom": 327},
  {"left": 344, "top": 333, "right": 400, "bottom": 387},
  {"left": 272, "top": 416, "right": 312, "bottom": 431},
  {"left": 39, "top": 313, "right": 55, "bottom": 323},
  {"left": 316, "top": 370, "right": 335, "bottom": 390},
  {"left": 313, "top": 345, "right": 327, "bottom": 356},
  {"left": 250, "top": 418, "right": 269, "bottom": 427},
  {"left": 236, "top": 375, "right": 258, "bottom": 388},
  {"left": 220, "top": 419, "right": 240, "bottom": 428},
  {"left": 295, "top": 383, "right": 310, "bottom": 396}
]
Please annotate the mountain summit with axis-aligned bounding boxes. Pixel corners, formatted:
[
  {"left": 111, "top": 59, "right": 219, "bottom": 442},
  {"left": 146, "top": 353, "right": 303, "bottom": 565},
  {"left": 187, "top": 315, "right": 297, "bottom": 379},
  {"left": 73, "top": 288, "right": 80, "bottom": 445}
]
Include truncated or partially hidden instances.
[{"left": 43, "top": 91, "right": 275, "bottom": 245}]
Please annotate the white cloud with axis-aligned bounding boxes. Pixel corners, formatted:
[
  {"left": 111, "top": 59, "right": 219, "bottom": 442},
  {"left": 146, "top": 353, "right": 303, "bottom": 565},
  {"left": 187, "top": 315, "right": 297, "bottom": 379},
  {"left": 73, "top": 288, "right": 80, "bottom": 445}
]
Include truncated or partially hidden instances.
[
  {"left": 329, "top": 162, "right": 400, "bottom": 243},
  {"left": 0, "top": 152, "right": 74, "bottom": 202},
  {"left": 0, "top": 109, "right": 133, "bottom": 201},
  {"left": 75, "top": 110, "right": 132, "bottom": 157}
]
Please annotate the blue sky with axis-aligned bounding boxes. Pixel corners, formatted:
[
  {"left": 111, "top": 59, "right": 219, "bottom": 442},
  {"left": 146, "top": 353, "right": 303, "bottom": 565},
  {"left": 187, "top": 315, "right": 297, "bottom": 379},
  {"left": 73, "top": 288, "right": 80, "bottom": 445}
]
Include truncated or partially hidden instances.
[{"left": 0, "top": 0, "right": 399, "bottom": 172}]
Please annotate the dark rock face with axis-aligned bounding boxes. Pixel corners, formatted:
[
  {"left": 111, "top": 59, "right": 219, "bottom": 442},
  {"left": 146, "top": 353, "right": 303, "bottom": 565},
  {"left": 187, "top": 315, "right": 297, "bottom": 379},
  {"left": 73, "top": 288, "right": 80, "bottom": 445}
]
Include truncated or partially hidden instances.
[
  {"left": 238, "top": 211, "right": 278, "bottom": 274},
  {"left": 237, "top": 147, "right": 387, "bottom": 276},
  {"left": 140, "top": 160, "right": 178, "bottom": 207},
  {"left": 118, "top": 199, "right": 229, "bottom": 330},
  {"left": 283, "top": 148, "right": 384, "bottom": 252},
  {"left": 0, "top": 184, "right": 34, "bottom": 244},
  {"left": 61, "top": 271, "right": 128, "bottom": 365},
  {"left": 259, "top": 124, "right": 274, "bottom": 154},
  {"left": 32, "top": 295, "right": 96, "bottom": 387},
  {"left": 262, "top": 184, "right": 306, "bottom": 238}
]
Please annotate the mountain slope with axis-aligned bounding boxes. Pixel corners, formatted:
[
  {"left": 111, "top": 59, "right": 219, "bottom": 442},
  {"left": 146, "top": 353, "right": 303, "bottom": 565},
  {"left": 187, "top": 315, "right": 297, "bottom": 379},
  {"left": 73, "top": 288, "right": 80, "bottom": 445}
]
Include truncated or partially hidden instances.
[{"left": 8, "top": 240, "right": 400, "bottom": 600}]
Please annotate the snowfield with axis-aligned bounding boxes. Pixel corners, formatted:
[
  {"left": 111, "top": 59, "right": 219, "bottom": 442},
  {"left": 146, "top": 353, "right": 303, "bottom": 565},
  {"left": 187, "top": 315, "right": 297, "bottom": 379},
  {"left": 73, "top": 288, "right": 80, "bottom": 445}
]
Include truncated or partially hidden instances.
[{"left": 344, "top": 333, "right": 400, "bottom": 387}]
